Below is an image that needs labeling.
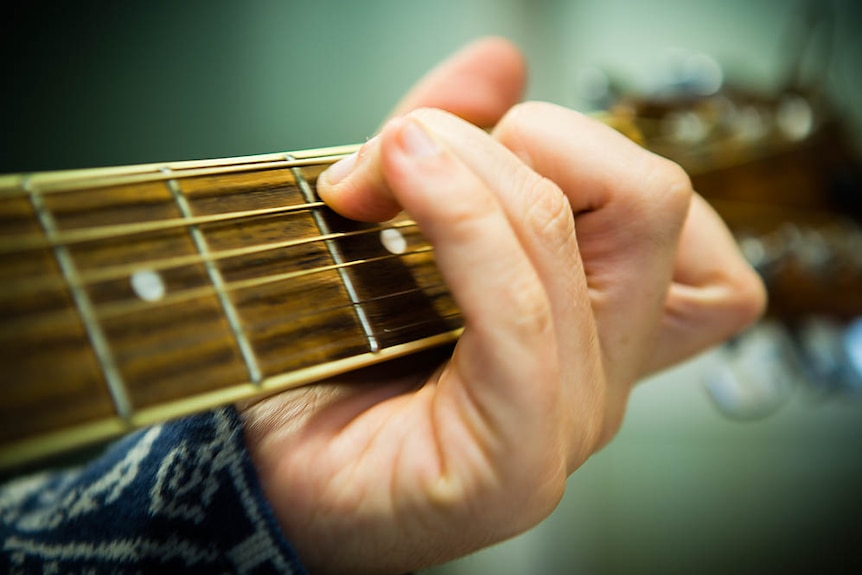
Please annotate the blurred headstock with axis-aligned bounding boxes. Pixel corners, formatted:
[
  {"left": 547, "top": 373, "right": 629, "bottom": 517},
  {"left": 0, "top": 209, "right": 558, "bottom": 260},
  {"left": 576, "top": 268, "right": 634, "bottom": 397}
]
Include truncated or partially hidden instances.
[{"left": 611, "top": 86, "right": 862, "bottom": 320}]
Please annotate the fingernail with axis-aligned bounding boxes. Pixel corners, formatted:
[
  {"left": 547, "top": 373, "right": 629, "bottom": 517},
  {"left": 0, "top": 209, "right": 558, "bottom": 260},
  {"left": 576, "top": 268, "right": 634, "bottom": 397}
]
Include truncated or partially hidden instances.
[
  {"left": 400, "top": 119, "right": 440, "bottom": 157},
  {"left": 323, "top": 151, "right": 357, "bottom": 185}
]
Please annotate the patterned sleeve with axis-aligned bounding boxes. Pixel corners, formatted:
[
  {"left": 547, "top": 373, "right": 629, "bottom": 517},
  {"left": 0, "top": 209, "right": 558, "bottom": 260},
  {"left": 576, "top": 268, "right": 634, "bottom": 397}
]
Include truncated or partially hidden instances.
[{"left": 0, "top": 407, "right": 308, "bottom": 574}]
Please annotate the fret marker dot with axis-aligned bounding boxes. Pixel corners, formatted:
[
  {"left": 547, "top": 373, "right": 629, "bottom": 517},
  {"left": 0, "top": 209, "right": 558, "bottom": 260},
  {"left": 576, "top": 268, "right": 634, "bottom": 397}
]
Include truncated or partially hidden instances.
[
  {"left": 380, "top": 228, "right": 407, "bottom": 254},
  {"left": 131, "top": 269, "right": 166, "bottom": 302}
]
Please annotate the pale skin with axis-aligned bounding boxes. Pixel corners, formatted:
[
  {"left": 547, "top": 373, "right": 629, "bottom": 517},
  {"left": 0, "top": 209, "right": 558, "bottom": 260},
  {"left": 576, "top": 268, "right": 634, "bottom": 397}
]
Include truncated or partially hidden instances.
[{"left": 240, "top": 38, "right": 767, "bottom": 574}]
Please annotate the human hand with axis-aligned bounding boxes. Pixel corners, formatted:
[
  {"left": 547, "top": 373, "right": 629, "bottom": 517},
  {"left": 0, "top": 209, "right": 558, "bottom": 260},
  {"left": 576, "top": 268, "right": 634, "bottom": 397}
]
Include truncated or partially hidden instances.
[{"left": 241, "top": 38, "right": 766, "bottom": 574}]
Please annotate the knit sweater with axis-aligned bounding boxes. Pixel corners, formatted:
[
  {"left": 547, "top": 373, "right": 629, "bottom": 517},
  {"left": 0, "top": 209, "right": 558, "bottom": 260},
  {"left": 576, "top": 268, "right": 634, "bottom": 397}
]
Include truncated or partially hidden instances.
[{"left": 0, "top": 407, "right": 307, "bottom": 574}]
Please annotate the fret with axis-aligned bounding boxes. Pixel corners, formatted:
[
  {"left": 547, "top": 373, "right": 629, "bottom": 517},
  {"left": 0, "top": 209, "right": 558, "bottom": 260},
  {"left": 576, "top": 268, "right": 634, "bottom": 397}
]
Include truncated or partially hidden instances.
[
  {"left": 290, "top": 155, "right": 381, "bottom": 353},
  {"left": 98, "top": 294, "right": 249, "bottom": 409},
  {"left": 40, "top": 177, "right": 251, "bottom": 412},
  {"left": 176, "top": 166, "right": 371, "bottom": 378},
  {"left": 301, "top": 164, "right": 464, "bottom": 348},
  {"left": 25, "top": 178, "right": 134, "bottom": 421},
  {"left": 0, "top": 113, "right": 661, "bottom": 469},
  {"left": 163, "top": 168, "right": 263, "bottom": 385},
  {"left": 0, "top": 150, "right": 360, "bottom": 200},
  {"left": 229, "top": 269, "right": 372, "bottom": 376},
  {"left": 0, "top": 195, "right": 115, "bottom": 449},
  {"left": 335, "top": 224, "right": 462, "bottom": 347},
  {"left": 0, "top": 145, "right": 467, "bottom": 470}
]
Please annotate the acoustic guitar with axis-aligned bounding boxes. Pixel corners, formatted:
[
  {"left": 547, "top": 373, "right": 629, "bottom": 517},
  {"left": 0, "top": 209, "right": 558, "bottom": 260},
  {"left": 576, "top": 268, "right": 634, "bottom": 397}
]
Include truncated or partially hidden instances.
[
  {"left": 1, "top": 95, "right": 859, "bottom": 472},
  {"left": 0, "top": 145, "right": 466, "bottom": 471}
]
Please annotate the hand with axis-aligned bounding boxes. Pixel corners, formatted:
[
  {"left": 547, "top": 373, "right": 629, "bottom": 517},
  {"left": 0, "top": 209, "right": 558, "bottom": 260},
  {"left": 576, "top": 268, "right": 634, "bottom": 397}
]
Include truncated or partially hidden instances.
[{"left": 241, "top": 38, "right": 766, "bottom": 574}]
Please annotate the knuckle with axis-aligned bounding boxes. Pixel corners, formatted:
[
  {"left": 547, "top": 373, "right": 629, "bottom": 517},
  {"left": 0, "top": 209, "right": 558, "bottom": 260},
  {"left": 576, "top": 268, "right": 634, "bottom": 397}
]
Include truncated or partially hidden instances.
[
  {"left": 496, "top": 102, "right": 524, "bottom": 131},
  {"left": 439, "top": 193, "right": 500, "bottom": 241},
  {"left": 408, "top": 106, "right": 455, "bottom": 123},
  {"left": 503, "top": 269, "right": 555, "bottom": 338},
  {"left": 496, "top": 101, "right": 564, "bottom": 141},
  {"left": 726, "top": 266, "right": 768, "bottom": 333},
  {"left": 499, "top": 101, "right": 542, "bottom": 128},
  {"left": 628, "top": 156, "right": 694, "bottom": 244},
  {"left": 520, "top": 175, "right": 576, "bottom": 255},
  {"left": 648, "top": 156, "right": 693, "bottom": 218}
]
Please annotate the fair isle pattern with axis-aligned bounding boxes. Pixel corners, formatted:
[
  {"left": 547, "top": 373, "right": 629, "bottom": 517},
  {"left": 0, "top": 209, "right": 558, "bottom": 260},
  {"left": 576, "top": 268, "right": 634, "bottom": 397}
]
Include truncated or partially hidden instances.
[{"left": 0, "top": 408, "right": 306, "bottom": 574}]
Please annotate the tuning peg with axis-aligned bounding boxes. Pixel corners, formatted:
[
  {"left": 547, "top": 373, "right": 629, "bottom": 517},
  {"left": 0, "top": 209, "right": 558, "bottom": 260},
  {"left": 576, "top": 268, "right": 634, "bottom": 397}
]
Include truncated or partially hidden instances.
[
  {"left": 842, "top": 317, "right": 862, "bottom": 394},
  {"left": 703, "top": 321, "right": 798, "bottom": 420}
]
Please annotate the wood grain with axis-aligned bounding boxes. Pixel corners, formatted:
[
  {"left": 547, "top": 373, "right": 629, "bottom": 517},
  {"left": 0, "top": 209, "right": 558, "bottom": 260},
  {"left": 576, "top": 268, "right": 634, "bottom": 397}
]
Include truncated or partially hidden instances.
[
  {"left": 0, "top": 152, "right": 464, "bottom": 470},
  {"left": 0, "top": 195, "right": 115, "bottom": 446}
]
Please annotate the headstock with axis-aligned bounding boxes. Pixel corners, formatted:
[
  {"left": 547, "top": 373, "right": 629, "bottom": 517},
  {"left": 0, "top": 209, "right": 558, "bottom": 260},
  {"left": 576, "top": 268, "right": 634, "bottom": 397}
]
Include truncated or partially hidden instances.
[{"left": 595, "top": 54, "right": 862, "bottom": 415}]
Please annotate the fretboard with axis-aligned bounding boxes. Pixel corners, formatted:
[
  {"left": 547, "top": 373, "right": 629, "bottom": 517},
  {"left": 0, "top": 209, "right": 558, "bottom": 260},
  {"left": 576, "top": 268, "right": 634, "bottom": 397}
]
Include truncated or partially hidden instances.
[{"left": 0, "top": 146, "right": 463, "bottom": 470}]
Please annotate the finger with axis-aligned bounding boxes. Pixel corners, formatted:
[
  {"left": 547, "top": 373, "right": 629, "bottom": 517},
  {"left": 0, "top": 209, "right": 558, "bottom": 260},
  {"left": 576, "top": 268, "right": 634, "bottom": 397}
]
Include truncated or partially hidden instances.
[
  {"left": 387, "top": 36, "right": 527, "bottom": 127},
  {"left": 318, "top": 37, "right": 527, "bottom": 222},
  {"left": 644, "top": 195, "right": 767, "bottom": 373},
  {"left": 405, "top": 107, "right": 605, "bottom": 417},
  {"left": 376, "top": 114, "right": 585, "bottom": 470},
  {"left": 317, "top": 135, "right": 394, "bottom": 222},
  {"left": 492, "top": 102, "right": 692, "bottom": 387}
]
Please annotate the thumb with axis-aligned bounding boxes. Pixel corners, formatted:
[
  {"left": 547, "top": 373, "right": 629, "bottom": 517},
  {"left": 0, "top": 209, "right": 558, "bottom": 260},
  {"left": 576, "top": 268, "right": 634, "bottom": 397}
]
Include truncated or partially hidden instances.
[
  {"left": 320, "top": 37, "right": 527, "bottom": 222},
  {"left": 386, "top": 36, "right": 527, "bottom": 127}
]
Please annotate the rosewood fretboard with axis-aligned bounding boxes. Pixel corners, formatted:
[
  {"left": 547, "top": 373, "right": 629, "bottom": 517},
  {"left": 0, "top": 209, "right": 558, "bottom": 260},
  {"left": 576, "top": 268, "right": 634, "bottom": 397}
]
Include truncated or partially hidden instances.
[{"left": 0, "top": 146, "right": 463, "bottom": 470}]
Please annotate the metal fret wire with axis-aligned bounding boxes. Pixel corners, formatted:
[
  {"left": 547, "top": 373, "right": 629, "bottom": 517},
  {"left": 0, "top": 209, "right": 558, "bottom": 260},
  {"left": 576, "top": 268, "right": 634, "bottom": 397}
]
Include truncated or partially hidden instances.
[
  {"left": 163, "top": 167, "right": 263, "bottom": 385},
  {"left": 0, "top": 145, "right": 465, "bottom": 469},
  {"left": 0, "top": 147, "right": 360, "bottom": 199},
  {"left": 4, "top": 165, "right": 443, "bottom": 336},
  {"left": 25, "top": 178, "right": 134, "bottom": 421},
  {"left": 288, "top": 154, "right": 381, "bottom": 353},
  {"left": 4, "top": 149, "right": 458, "bottom": 400}
]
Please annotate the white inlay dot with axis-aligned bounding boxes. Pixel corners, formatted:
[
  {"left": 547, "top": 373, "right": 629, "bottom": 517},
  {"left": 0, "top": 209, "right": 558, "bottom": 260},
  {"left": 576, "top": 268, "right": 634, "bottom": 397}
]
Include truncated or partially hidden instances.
[
  {"left": 131, "top": 269, "right": 166, "bottom": 302},
  {"left": 380, "top": 227, "right": 407, "bottom": 255}
]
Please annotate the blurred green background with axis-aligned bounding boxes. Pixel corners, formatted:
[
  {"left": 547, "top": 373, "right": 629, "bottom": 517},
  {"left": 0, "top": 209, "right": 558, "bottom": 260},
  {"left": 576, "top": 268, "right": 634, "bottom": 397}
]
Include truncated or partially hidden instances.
[
  {"left": 4, "top": 0, "right": 859, "bottom": 173},
  {"left": 2, "top": 1, "right": 861, "bottom": 573}
]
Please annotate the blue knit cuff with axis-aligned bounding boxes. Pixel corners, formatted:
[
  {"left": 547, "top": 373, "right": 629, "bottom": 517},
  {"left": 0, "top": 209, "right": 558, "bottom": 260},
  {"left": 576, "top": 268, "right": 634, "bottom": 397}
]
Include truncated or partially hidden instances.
[{"left": 1, "top": 407, "right": 307, "bottom": 574}]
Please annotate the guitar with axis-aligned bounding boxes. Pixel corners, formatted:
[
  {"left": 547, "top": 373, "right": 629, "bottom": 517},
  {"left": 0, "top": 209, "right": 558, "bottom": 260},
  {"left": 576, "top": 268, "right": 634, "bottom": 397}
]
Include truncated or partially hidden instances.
[
  {"left": 2, "top": 96, "right": 859, "bottom": 472},
  {"left": 0, "top": 145, "right": 465, "bottom": 470},
  {"left": 615, "top": 87, "right": 862, "bottom": 319}
]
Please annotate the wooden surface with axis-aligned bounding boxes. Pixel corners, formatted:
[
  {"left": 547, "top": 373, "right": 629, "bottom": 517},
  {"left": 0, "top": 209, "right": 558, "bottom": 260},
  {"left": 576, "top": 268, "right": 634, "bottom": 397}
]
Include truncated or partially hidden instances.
[{"left": 0, "top": 152, "right": 463, "bottom": 469}]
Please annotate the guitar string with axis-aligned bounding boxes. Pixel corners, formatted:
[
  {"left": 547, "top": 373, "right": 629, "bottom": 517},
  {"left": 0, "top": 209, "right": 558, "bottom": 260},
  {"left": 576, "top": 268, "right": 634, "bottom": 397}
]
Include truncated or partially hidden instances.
[
  {"left": 0, "top": 200, "right": 329, "bottom": 255},
  {"left": 236, "top": 283, "right": 459, "bottom": 337},
  {"left": 1, "top": 175, "right": 418, "bottom": 312},
  {"left": 0, "top": 244, "right": 450, "bottom": 336},
  {"left": 2, "top": 169, "right": 435, "bottom": 323},
  {"left": 0, "top": 220, "right": 419, "bottom": 299},
  {"left": 0, "top": 267, "right": 459, "bottom": 346},
  {"left": 0, "top": 288, "right": 461, "bottom": 387},
  {"left": 0, "top": 152, "right": 354, "bottom": 199},
  {"left": 1, "top": 152, "right": 463, "bottom": 348},
  {"left": 0, "top": 109, "right": 651, "bottom": 202},
  {"left": 1, "top": 152, "right": 459, "bottom": 446},
  {"left": 0, "top": 150, "right": 356, "bottom": 255},
  {"left": 96, "top": 246, "right": 436, "bottom": 319},
  {"left": 0, "top": 299, "right": 462, "bottom": 465}
]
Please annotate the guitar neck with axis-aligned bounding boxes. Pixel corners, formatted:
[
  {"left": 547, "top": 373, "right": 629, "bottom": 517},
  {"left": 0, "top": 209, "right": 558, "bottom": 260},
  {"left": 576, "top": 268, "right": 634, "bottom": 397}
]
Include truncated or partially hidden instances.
[{"left": 0, "top": 146, "right": 463, "bottom": 470}]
